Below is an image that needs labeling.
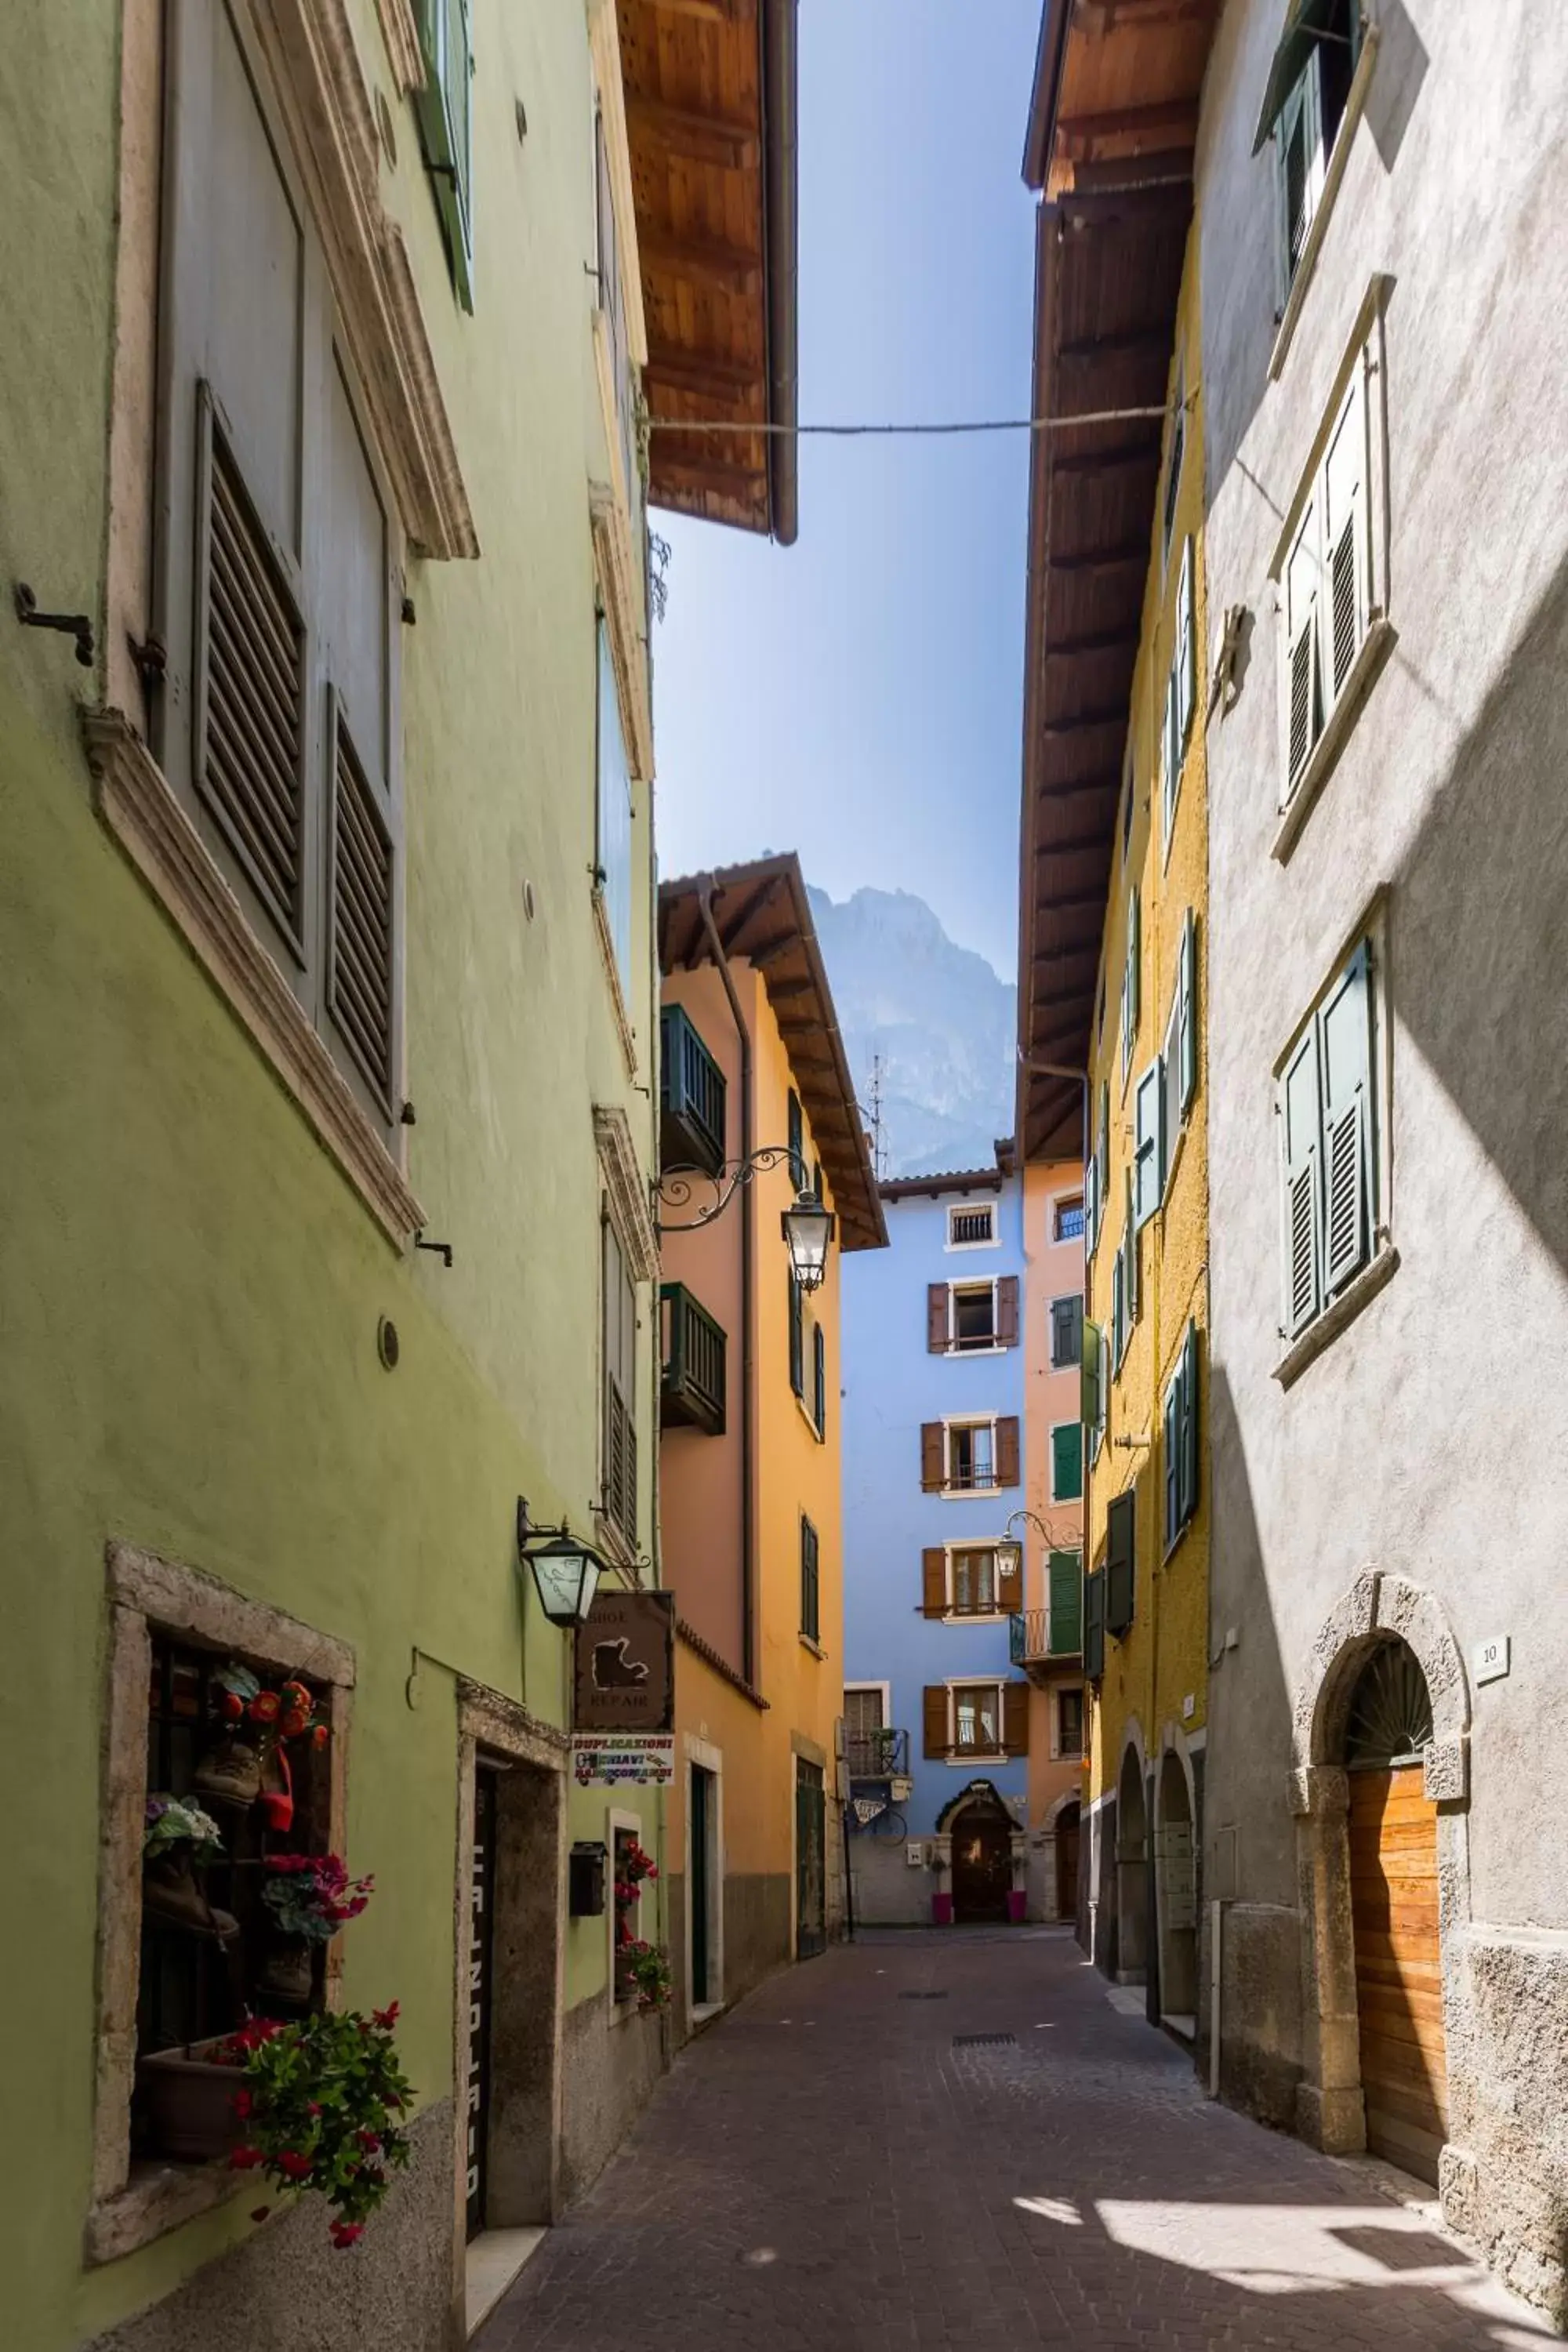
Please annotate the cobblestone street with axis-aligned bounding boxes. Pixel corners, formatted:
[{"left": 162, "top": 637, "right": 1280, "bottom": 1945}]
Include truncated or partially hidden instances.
[{"left": 476, "top": 1929, "right": 1552, "bottom": 2352}]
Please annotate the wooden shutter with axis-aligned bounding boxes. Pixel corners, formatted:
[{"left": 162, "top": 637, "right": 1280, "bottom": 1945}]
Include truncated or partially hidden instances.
[
  {"left": 1105, "top": 1489, "right": 1136, "bottom": 1635},
  {"left": 1283, "top": 492, "right": 1323, "bottom": 791},
  {"left": 922, "top": 1548, "right": 949, "bottom": 1617},
  {"left": 1052, "top": 1422, "right": 1082, "bottom": 1503},
  {"left": 328, "top": 703, "right": 395, "bottom": 1112},
  {"left": 1179, "top": 910, "right": 1198, "bottom": 1116},
  {"left": 1083, "top": 1568, "right": 1105, "bottom": 1682},
  {"left": 1004, "top": 1682, "right": 1029, "bottom": 1759},
  {"left": 927, "top": 1283, "right": 949, "bottom": 1352},
  {"left": 1110, "top": 1237, "right": 1126, "bottom": 1367},
  {"left": 1275, "top": 53, "right": 1323, "bottom": 299},
  {"left": 1320, "top": 942, "right": 1374, "bottom": 1293},
  {"left": 1177, "top": 535, "right": 1196, "bottom": 752},
  {"left": 1124, "top": 887, "right": 1141, "bottom": 1063},
  {"left": 1134, "top": 1061, "right": 1163, "bottom": 1227},
  {"left": 813, "top": 1321, "right": 827, "bottom": 1437},
  {"left": 1280, "top": 1018, "right": 1324, "bottom": 1336},
  {"left": 787, "top": 1089, "right": 805, "bottom": 1190},
  {"left": 923, "top": 1686, "right": 950, "bottom": 1759},
  {"left": 996, "top": 1276, "right": 1020, "bottom": 1347},
  {"left": 1162, "top": 1002, "right": 1182, "bottom": 1199},
  {"left": 1163, "top": 1374, "right": 1181, "bottom": 1551},
  {"left": 789, "top": 1272, "right": 804, "bottom": 1396},
  {"left": 920, "top": 1422, "right": 945, "bottom": 1491},
  {"left": 1124, "top": 1170, "right": 1140, "bottom": 1327},
  {"left": 415, "top": 0, "right": 474, "bottom": 310},
  {"left": 1323, "top": 368, "right": 1367, "bottom": 704},
  {"left": 1084, "top": 1145, "right": 1099, "bottom": 1259},
  {"left": 1181, "top": 1322, "right": 1200, "bottom": 1527},
  {"left": 996, "top": 1417, "right": 1021, "bottom": 1488},
  {"left": 1048, "top": 1552, "right": 1083, "bottom": 1655},
  {"left": 1080, "top": 1319, "right": 1103, "bottom": 1435},
  {"left": 996, "top": 1548, "right": 1022, "bottom": 1616}
]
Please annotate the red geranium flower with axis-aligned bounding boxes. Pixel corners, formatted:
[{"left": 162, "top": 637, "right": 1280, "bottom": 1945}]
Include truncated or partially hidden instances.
[
  {"left": 372, "top": 2002, "right": 400, "bottom": 2030},
  {"left": 329, "top": 2220, "right": 365, "bottom": 2249},
  {"left": 232, "top": 2089, "right": 252, "bottom": 2120},
  {"left": 278, "top": 2150, "right": 314, "bottom": 2181},
  {"left": 229, "top": 2146, "right": 264, "bottom": 2170},
  {"left": 249, "top": 1690, "right": 281, "bottom": 1724}
]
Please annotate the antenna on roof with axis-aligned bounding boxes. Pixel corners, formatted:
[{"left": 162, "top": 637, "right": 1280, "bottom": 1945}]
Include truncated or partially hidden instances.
[{"left": 858, "top": 1054, "right": 887, "bottom": 1185}]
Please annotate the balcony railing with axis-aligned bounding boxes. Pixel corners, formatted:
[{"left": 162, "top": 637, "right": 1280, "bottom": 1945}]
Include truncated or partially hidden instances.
[
  {"left": 1009, "top": 1606, "right": 1083, "bottom": 1665},
  {"left": 846, "top": 1726, "right": 910, "bottom": 1782},
  {"left": 660, "top": 1004, "right": 727, "bottom": 1177},
  {"left": 660, "top": 1282, "right": 727, "bottom": 1436}
]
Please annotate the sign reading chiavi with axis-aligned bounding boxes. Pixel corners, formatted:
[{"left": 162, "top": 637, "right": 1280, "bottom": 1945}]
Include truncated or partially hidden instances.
[
  {"left": 571, "top": 1733, "right": 677, "bottom": 1788},
  {"left": 572, "top": 1588, "right": 675, "bottom": 1733}
]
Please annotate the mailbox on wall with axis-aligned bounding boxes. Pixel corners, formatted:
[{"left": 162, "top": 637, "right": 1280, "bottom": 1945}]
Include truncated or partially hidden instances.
[{"left": 568, "top": 1840, "right": 608, "bottom": 1916}]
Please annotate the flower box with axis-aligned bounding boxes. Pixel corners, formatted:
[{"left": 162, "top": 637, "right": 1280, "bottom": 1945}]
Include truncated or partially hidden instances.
[{"left": 136, "top": 2040, "right": 243, "bottom": 2163}]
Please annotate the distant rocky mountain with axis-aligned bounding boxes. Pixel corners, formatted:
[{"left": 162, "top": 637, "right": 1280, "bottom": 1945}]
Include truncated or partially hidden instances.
[{"left": 806, "top": 884, "right": 1016, "bottom": 1180}]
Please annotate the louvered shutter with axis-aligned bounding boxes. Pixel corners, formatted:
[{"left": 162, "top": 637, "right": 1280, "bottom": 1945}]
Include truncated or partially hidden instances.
[
  {"left": 415, "top": 0, "right": 474, "bottom": 311},
  {"left": 920, "top": 1422, "right": 945, "bottom": 1492},
  {"left": 1163, "top": 1375, "right": 1181, "bottom": 1550},
  {"left": 1126, "top": 1170, "right": 1140, "bottom": 1325},
  {"left": 996, "top": 1276, "right": 1020, "bottom": 1347},
  {"left": 1080, "top": 1318, "right": 1103, "bottom": 1434},
  {"left": 1319, "top": 942, "right": 1374, "bottom": 1294},
  {"left": 1051, "top": 1422, "right": 1082, "bottom": 1503},
  {"left": 1004, "top": 1682, "right": 1029, "bottom": 1758},
  {"left": 1279, "top": 1018, "right": 1324, "bottom": 1337},
  {"left": 1125, "top": 888, "right": 1141, "bottom": 1062},
  {"left": 813, "top": 1321, "right": 827, "bottom": 1437},
  {"left": 996, "top": 1417, "right": 1021, "bottom": 1488},
  {"left": 923, "top": 1686, "right": 950, "bottom": 1759},
  {"left": 1048, "top": 1551, "right": 1083, "bottom": 1655},
  {"left": 1179, "top": 910, "right": 1198, "bottom": 1116},
  {"left": 1181, "top": 1322, "right": 1200, "bottom": 1526},
  {"left": 1105, "top": 1489, "right": 1136, "bottom": 1635},
  {"left": 922, "top": 1547, "right": 949, "bottom": 1617},
  {"left": 1283, "top": 490, "right": 1323, "bottom": 793},
  {"left": 1177, "top": 535, "right": 1196, "bottom": 753},
  {"left": 787, "top": 1089, "right": 806, "bottom": 1192},
  {"left": 789, "top": 1271, "right": 804, "bottom": 1396},
  {"left": 1162, "top": 666, "right": 1180, "bottom": 841},
  {"left": 996, "top": 1548, "right": 1022, "bottom": 1616},
  {"left": 1084, "top": 1146, "right": 1099, "bottom": 1259},
  {"left": 1274, "top": 53, "right": 1323, "bottom": 299},
  {"left": 1097, "top": 1083, "right": 1110, "bottom": 1235},
  {"left": 1162, "top": 999, "right": 1182, "bottom": 1196},
  {"left": 1322, "top": 366, "right": 1368, "bottom": 706},
  {"left": 1134, "top": 1060, "right": 1163, "bottom": 1227},
  {"left": 1083, "top": 1567, "right": 1105, "bottom": 1681},
  {"left": 1110, "top": 1237, "right": 1126, "bottom": 1367},
  {"left": 927, "top": 1283, "right": 949, "bottom": 1352}
]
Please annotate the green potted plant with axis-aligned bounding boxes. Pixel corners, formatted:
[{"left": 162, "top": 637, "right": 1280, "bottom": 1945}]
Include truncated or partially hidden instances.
[
  {"left": 257, "top": 1854, "right": 373, "bottom": 2002},
  {"left": 228, "top": 2005, "right": 413, "bottom": 2248},
  {"left": 622, "top": 1940, "right": 672, "bottom": 2012}
]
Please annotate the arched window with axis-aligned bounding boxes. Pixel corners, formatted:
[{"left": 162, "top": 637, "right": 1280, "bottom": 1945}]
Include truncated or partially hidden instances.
[{"left": 1344, "top": 1639, "right": 1433, "bottom": 1769}]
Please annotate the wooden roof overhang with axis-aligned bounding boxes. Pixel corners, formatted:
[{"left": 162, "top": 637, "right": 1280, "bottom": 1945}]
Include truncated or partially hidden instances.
[
  {"left": 616, "top": 0, "right": 798, "bottom": 543},
  {"left": 659, "top": 855, "right": 887, "bottom": 1251},
  {"left": 1014, "top": 0, "right": 1221, "bottom": 1163}
]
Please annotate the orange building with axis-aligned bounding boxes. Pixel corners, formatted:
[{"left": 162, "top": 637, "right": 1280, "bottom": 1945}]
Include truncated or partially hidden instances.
[
  {"left": 657, "top": 858, "right": 885, "bottom": 2039},
  {"left": 1018, "top": 1162, "right": 1089, "bottom": 1917}
]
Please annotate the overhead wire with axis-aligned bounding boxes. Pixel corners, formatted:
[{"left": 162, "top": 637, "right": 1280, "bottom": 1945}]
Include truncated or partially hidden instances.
[{"left": 645, "top": 401, "right": 1186, "bottom": 437}]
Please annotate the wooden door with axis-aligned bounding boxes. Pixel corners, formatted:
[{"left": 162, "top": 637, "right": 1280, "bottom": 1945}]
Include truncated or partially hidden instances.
[
  {"left": 1349, "top": 1766, "right": 1447, "bottom": 2183},
  {"left": 691, "top": 1765, "right": 712, "bottom": 2005},
  {"left": 1056, "top": 1803, "right": 1080, "bottom": 1922},
  {"left": 795, "top": 1760, "right": 826, "bottom": 1958},
  {"left": 952, "top": 1812, "right": 1011, "bottom": 1923}
]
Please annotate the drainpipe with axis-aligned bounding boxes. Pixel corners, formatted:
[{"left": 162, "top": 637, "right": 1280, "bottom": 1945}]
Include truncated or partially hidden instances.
[{"left": 697, "top": 881, "right": 757, "bottom": 1689}]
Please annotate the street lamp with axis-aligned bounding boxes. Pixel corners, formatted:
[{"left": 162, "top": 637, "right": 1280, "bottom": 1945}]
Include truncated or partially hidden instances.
[
  {"left": 656, "top": 1145, "right": 837, "bottom": 1291},
  {"left": 781, "top": 1189, "right": 835, "bottom": 1293},
  {"left": 515, "top": 1501, "right": 606, "bottom": 1627}
]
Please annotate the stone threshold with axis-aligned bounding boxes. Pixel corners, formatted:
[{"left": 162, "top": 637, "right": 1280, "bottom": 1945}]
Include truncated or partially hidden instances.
[{"left": 466, "top": 2227, "right": 547, "bottom": 2339}]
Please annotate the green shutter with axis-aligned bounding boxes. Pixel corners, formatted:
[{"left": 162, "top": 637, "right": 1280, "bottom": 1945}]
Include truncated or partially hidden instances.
[
  {"left": 415, "top": 0, "right": 474, "bottom": 313},
  {"left": 1134, "top": 1059, "right": 1163, "bottom": 1228},
  {"left": 787, "top": 1089, "right": 805, "bottom": 1191},
  {"left": 1280, "top": 1017, "right": 1323, "bottom": 1337},
  {"left": 1179, "top": 909, "right": 1198, "bottom": 1116},
  {"left": 1163, "top": 1377, "right": 1181, "bottom": 1550},
  {"left": 1083, "top": 1566, "right": 1105, "bottom": 1681},
  {"left": 1319, "top": 942, "right": 1373, "bottom": 1294},
  {"left": 789, "top": 1271, "right": 804, "bottom": 1397},
  {"left": 1124, "top": 1169, "right": 1139, "bottom": 1330},
  {"left": 813, "top": 1320, "right": 827, "bottom": 1437},
  {"left": 1105, "top": 1489, "right": 1136, "bottom": 1635},
  {"left": 1080, "top": 1318, "right": 1103, "bottom": 1433},
  {"left": 1052, "top": 1422, "right": 1083, "bottom": 1503},
  {"left": 1048, "top": 1550, "right": 1083, "bottom": 1655},
  {"left": 1177, "top": 536, "right": 1196, "bottom": 753},
  {"left": 1181, "top": 1322, "right": 1200, "bottom": 1527}
]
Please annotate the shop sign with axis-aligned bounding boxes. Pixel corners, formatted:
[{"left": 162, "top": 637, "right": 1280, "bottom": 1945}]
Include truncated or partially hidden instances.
[
  {"left": 571, "top": 1733, "right": 677, "bottom": 1788},
  {"left": 573, "top": 1590, "right": 675, "bottom": 1733}
]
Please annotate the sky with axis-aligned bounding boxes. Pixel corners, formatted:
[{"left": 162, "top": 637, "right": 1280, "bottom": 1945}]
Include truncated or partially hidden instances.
[{"left": 649, "top": 0, "right": 1042, "bottom": 982}]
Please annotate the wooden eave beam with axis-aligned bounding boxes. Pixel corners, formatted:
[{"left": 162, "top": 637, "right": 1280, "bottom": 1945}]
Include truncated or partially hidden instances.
[
  {"left": 1036, "top": 887, "right": 1112, "bottom": 916},
  {"left": 1056, "top": 98, "right": 1201, "bottom": 160},
  {"left": 1048, "top": 539, "right": 1151, "bottom": 575},
  {"left": 639, "top": 228, "right": 764, "bottom": 294},
  {"left": 1040, "top": 709, "right": 1129, "bottom": 738},
  {"left": 1058, "top": 328, "right": 1175, "bottom": 363},
  {"left": 1034, "top": 827, "right": 1116, "bottom": 861},
  {"left": 626, "top": 93, "right": 761, "bottom": 170},
  {"left": 1044, "top": 628, "right": 1139, "bottom": 659},
  {"left": 652, "top": 454, "right": 768, "bottom": 499},
  {"left": 644, "top": 347, "right": 763, "bottom": 398},
  {"left": 1050, "top": 443, "right": 1161, "bottom": 479},
  {"left": 648, "top": 0, "right": 757, "bottom": 20}
]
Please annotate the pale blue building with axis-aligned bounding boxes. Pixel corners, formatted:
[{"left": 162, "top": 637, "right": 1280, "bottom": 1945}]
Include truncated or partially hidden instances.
[{"left": 841, "top": 1149, "right": 1036, "bottom": 1926}]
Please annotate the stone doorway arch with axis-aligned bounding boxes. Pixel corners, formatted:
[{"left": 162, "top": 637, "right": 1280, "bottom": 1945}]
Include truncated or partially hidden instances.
[
  {"left": 1116, "top": 1737, "right": 1149, "bottom": 1984},
  {"left": 1156, "top": 1751, "right": 1199, "bottom": 2024},
  {"left": 1288, "top": 1570, "right": 1469, "bottom": 2160}
]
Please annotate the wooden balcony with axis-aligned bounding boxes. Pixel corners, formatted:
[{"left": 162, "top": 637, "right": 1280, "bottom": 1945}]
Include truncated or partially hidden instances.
[
  {"left": 660, "top": 1003, "right": 727, "bottom": 1177},
  {"left": 660, "top": 1282, "right": 727, "bottom": 1436}
]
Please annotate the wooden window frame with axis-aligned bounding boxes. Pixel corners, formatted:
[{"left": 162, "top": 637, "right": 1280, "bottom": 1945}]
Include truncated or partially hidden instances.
[
  {"left": 949, "top": 1278, "right": 1000, "bottom": 1353},
  {"left": 946, "top": 1678, "right": 1007, "bottom": 1764},
  {"left": 88, "top": 1542, "right": 354, "bottom": 2267},
  {"left": 945, "top": 1201, "right": 997, "bottom": 1252},
  {"left": 1056, "top": 1685, "right": 1086, "bottom": 1763},
  {"left": 942, "top": 1417, "right": 998, "bottom": 1497},
  {"left": 1052, "top": 1195, "right": 1085, "bottom": 1244}
]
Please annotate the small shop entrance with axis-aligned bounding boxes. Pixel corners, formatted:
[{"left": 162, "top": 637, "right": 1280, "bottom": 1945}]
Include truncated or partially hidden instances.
[
  {"left": 466, "top": 1766, "right": 499, "bottom": 2241},
  {"left": 951, "top": 1794, "right": 1013, "bottom": 1923},
  {"left": 1055, "top": 1800, "right": 1080, "bottom": 1922}
]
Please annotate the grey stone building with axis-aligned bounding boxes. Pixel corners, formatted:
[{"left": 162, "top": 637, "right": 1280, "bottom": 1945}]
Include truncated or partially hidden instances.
[{"left": 1196, "top": 0, "right": 1568, "bottom": 2323}]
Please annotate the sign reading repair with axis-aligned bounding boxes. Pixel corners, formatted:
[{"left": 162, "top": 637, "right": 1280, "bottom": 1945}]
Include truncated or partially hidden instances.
[{"left": 573, "top": 1589, "right": 675, "bottom": 1733}]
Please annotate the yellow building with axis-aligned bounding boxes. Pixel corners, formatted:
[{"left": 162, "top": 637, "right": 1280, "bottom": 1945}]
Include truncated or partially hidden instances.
[
  {"left": 656, "top": 859, "right": 885, "bottom": 2038},
  {"left": 1016, "top": 1, "right": 1218, "bottom": 2038}
]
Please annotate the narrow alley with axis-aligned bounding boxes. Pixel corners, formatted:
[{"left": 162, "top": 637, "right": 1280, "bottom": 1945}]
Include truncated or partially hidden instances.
[{"left": 475, "top": 1933, "right": 1548, "bottom": 2352}]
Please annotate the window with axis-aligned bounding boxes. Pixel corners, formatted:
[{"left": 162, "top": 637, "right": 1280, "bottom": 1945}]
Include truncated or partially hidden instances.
[
  {"left": 595, "top": 618, "right": 636, "bottom": 1013},
  {"left": 1279, "top": 354, "right": 1373, "bottom": 804},
  {"left": 1050, "top": 1294, "right": 1083, "bottom": 1368},
  {"left": 1112, "top": 1174, "right": 1138, "bottom": 1372},
  {"left": 414, "top": 0, "right": 475, "bottom": 311},
  {"left": 800, "top": 1515, "right": 820, "bottom": 1643},
  {"left": 601, "top": 1211, "right": 638, "bottom": 1548},
  {"left": 1085, "top": 1082, "right": 1109, "bottom": 1260},
  {"left": 931, "top": 1275, "right": 1018, "bottom": 1352},
  {"left": 1263, "top": 0, "right": 1363, "bottom": 306},
  {"left": 611, "top": 1821, "right": 644, "bottom": 2005},
  {"left": 949, "top": 1421, "right": 996, "bottom": 1492},
  {"left": 812, "top": 1319, "right": 827, "bottom": 1439},
  {"left": 1167, "top": 913, "right": 1200, "bottom": 1182},
  {"left": 953, "top": 1682, "right": 1003, "bottom": 1756},
  {"left": 1048, "top": 1549, "right": 1083, "bottom": 1655},
  {"left": 1082, "top": 1318, "right": 1106, "bottom": 1468},
  {"left": 1162, "top": 537, "right": 1196, "bottom": 849},
  {"left": 844, "top": 1686, "right": 893, "bottom": 1780},
  {"left": 947, "top": 1202, "right": 996, "bottom": 1250},
  {"left": 1051, "top": 1422, "right": 1083, "bottom": 1504},
  {"left": 1134, "top": 1061, "right": 1163, "bottom": 1229},
  {"left": 787, "top": 1089, "right": 807, "bottom": 1192},
  {"left": 1163, "top": 1323, "right": 1201, "bottom": 1552},
  {"left": 789, "top": 1269, "right": 804, "bottom": 1399},
  {"left": 1058, "top": 1686, "right": 1085, "bottom": 1761},
  {"left": 1279, "top": 933, "right": 1381, "bottom": 1341},
  {"left": 921, "top": 1415, "right": 1019, "bottom": 1494},
  {"left": 1105, "top": 1487, "right": 1136, "bottom": 1638},
  {"left": 1120, "top": 887, "right": 1141, "bottom": 1082},
  {"left": 951, "top": 1548, "right": 998, "bottom": 1617},
  {"left": 1120, "top": 734, "right": 1136, "bottom": 860},
  {"left": 1161, "top": 354, "right": 1185, "bottom": 570},
  {"left": 844, "top": 1686, "right": 884, "bottom": 1740},
  {"left": 953, "top": 1282, "right": 997, "bottom": 1350},
  {"left": 1054, "top": 1196, "right": 1084, "bottom": 1243},
  {"left": 156, "top": 9, "right": 402, "bottom": 1144},
  {"left": 1083, "top": 1565, "right": 1106, "bottom": 1682}
]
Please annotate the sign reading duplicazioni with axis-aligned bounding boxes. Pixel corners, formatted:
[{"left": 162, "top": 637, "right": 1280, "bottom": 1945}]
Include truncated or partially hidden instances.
[{"left": 571, "top": 1733, "right": 677, "bottom": 1788}]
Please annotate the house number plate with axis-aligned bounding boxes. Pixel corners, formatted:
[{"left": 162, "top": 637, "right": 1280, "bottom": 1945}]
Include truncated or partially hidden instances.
[{"left": 1472, "top": 1634, "right": 1511, "bottom": 1686}]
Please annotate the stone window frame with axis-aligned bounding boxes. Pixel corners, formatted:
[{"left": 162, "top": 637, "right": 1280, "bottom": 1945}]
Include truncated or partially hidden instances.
[{"left": 87, "top": 1541, "right": 355, "bottom": 2267}]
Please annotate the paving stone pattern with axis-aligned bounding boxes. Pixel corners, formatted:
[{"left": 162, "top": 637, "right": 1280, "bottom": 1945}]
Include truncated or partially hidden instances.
[{"left": 476, "top": 1928, "right": 1554, "bottom": 2352}]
